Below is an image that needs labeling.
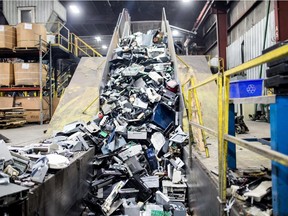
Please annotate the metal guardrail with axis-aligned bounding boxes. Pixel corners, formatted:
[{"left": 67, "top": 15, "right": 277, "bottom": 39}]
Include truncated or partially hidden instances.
[
  {"left": 49, "top": 22, "right": 102, "bottom": 57},
  {"left": 180, "top": 44, "right": 288, "bottom": 213}
]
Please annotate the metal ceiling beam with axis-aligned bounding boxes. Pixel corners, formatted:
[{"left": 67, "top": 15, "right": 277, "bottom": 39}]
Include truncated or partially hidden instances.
[
  {"left": 192, "top": 0, "right": 213, "bottom": 33},
  {"left": 170, "top": 25, "right": 196, "bottom": 35}
]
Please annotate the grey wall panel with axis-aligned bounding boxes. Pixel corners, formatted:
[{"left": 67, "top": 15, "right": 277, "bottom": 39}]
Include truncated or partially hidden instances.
[
  {"left": 229, "top": 0, "right": 259, "bottom": 28},
  {"left": 3, "top": 0, "right": 66, "bottom": 25},
  {"left": 53, "top": 0, "right": 67, "bottom": 22},
  {"left": 202, "top": 14, "right": 216, "bottom": 35},
  {"left": 228, "top": 1, "right": 273, "bottom": 44},
  {"left": 227, "top": 11, "right": 275, "bottom": 79},
  {"left": 206, "top": 45, "right": 218, "bottom": 58}
]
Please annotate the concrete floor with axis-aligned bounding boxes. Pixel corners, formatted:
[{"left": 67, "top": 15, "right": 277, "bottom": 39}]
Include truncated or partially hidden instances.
[
  {"left": 0, "top": 119, "right": 271, "bottom": 173},
  {"left": 0, "top": 123, "right": 49, "bottom": 146},
  {"left": 193, "top": 119, "right": 271, "bottom": 178}
]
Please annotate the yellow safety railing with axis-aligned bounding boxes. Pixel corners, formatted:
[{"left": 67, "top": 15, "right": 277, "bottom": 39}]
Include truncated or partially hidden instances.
[
  {"left": 70, "top": 33, "right": 102, "bottom": 57},
  {"left": 181, "top": 44, "right": 288, "bottom": 214},
  {"left": 178, "top": 55, "right": 210, "bottom": 158},
  {"left": 49, "top": 22, "right": 102, "bottom": 57}
]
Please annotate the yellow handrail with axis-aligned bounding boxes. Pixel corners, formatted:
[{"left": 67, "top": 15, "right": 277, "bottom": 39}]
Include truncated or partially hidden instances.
[
  {"left": 182, "top": 44, "right": 288, "bottom": 211},
  {"left": 70, "top": 33, "right": 102, "bottom": 57},
  {"left": 46, "top": 22, "right": 102, "bottom": 58}
]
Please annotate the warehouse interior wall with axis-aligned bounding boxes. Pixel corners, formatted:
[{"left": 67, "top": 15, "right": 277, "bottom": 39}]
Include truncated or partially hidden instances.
[
  {"left": 197, "top": 0, "right": 276, "bottom": 119},
  {"left": 2, "top": 0, "right": 66, "bottom": 25},
  {"left": 227, "top": 1, "right": 276, "bottom": 119}
]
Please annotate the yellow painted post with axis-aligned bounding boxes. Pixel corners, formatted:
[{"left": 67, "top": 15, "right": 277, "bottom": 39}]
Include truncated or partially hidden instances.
[
  {"left": 176, "top": 55, "right": 210, "bottom": 157},
  {"left": 217, "top": 72, "right": 225, "bottom": 214},
  {"left": 68, "top": 32, "right": 71, "bottom": 53},
  {"left": 222, "top": 74, "right": 230, "bottom": 202},
  {"left": 75, "top": 36, "right": 79, "bottom": 57},
  {"left": 188, "top": 88, "right": 193, "bottom": 158},
  {"left": 181, "top": 85, "right": 186, "bottom": 107},
  {"left": 191, "top": 77, "right": 210, "bottom": 157},
  {"left": 57, "top": 22, "right": 60, "bottom": 46}
]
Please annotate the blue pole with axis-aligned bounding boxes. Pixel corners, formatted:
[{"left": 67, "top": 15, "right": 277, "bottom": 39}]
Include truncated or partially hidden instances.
[
  {"left": 270, "top": 95, "right": 288, "bottom": 215},
  {"left": 228, "top": 103, "right": 236, "bottom": 170}
]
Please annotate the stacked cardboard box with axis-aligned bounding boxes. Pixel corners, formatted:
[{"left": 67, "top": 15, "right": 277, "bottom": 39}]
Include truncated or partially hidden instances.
[
  {"left": 14, "top": 63, "right": 47, "bottom": 86},
  {"left": 16, "top": 23, "right": 47, "bottom": 50},
  {"left": 16, "top": 96, "right": 49, "bottom": 123},
  {"left": 0, "top": 25, "right": 16, "bottom": 49},
  {"left": 0, "top": 97, "right": 14, "bottom": 108},
  {"left": 0, "top": 63, "right": 14, "bottom": 86}
]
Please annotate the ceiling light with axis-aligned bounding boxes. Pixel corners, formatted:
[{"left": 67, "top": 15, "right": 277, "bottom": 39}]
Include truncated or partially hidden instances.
[
  {"left": 70, "top": 5, "right": 80, "bottom": 14},
  {"left": 95, "top": 36, "right": 101, "bottom": 42},
  {"left": 182, "top": 0, "right": 190, "bottom": 2},
  {"left": 102, "top": 45, "right": 108, "bottom": 49},
  {"left": 172, "top": 30, "right": 179, "bottom": 36}
]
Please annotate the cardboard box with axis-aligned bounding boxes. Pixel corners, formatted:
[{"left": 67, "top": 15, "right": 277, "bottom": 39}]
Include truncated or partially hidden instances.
[
  {"left": 16, "top": 23, "right": 47, "bottom": 49},
  {"left": 0, "top": 25, "right": 16, "bottom": 49},
  {"left": 25, "top": 110, "right": 49, "bottom": 123},
  {"left": 14, "top": 63, "right": 47, "bottom": 86},
  {"left": 0, "top": 63, "right": 14, "bottom": 86},
  {"left": 0, "top": 97, "right": 14, "bottom": 108},
  {"left": 15, "top": 97, "right": 49, "bottom": 110}
]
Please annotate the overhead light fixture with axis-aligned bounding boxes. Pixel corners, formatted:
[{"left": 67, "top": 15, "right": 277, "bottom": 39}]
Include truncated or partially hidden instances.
[
  {"left": 70, "top": 5, "right": 80, "bottom": 14},
  {"left": 102, "top": 45, "right": 108, "bottom": 49},
  {"left": 95, "top": 36, "right": 101, "bottom": 42},
  {"left": 182, "top": 0, "right": 190, "bottom": 2},
  {"left": 172, "top": 30, "right": 179, "bottom": 36}
]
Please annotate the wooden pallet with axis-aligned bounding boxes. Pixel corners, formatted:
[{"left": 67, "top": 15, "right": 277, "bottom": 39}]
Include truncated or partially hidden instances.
[
  {"left": 0, "top": 117, "right": 25, "bottom": 122},
  {"left": 0, "top": 85, "right": 40, "bottom": 88},
  {"left": 14, "top": 46, "right": 40, "bottom": 50},
  {"left": 0, "top": 119, "right": 26, "bottom": 128},
  {"left": 14, "top": 46, "right": 47, "bottom": 52},
  {"left": 0, "top": 113, "right": 25, "bottom": 117},
  {"left": 0, "top": 47, "right": 14, "bottom": 52},
  {"left": 0, "top": 107, "right": 24, "bottom": 111},
  {"left": 0, "top": 107, "right": 26, "bottom": 128}
]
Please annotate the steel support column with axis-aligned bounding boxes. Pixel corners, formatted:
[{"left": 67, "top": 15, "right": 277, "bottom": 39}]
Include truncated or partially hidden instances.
[
  {"left": 274, "top": 0, "right": 288, "bottom": 42},
  {"left": 216, "top": 9, "right": 227, "bottom": 70},
  {"left": 270, "top": 96, "right": 288, "bottom": 215}
]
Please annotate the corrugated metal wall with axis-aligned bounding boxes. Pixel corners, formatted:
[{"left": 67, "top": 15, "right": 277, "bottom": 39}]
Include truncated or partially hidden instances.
[
  {"left": 3, "top": 0, "right": 66, "bottom": 25},
  {"left": 227, "top": 11, "right": 276, "bottom": 79},
  {"left": 53, "top": 0, "right": 66, "bottom": 22}
]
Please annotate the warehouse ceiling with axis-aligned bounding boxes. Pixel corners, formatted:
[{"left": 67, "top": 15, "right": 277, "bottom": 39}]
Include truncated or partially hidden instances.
[{"left": 60, "top": 0, "right": 206, "bottom": 36}]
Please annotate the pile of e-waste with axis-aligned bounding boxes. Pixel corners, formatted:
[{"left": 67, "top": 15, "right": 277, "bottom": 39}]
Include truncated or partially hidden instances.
[{"left": 83, "top": 29, "right": 189, "bottom": 216}]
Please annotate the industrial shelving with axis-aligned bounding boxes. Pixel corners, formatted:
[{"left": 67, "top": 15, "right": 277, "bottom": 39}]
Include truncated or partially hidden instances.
[{"left": 0, "top": 36, "right": 52, "bottom": 125}]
